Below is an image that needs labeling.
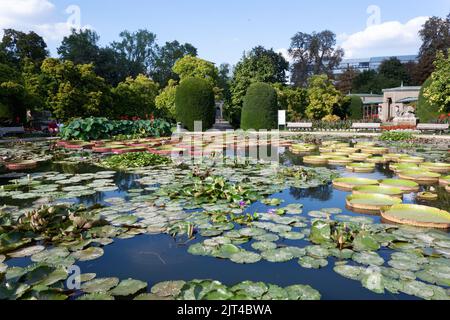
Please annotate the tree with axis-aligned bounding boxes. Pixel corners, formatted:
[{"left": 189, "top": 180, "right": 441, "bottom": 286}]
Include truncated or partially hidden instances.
[
  {"left": 0, "top": 29, "right": 48, "bottom": 67},
  {"left": 305, "top": 75, "right": 347, "bottom": 120},
  {"left": 423, "top": 50, "right": 450, "bottom": 114},
  {"left": 111, "top": 74, "right": 159, "bottom": 118},
  {"left": 416, "top": 14, "right": 450, "bottom": 84},
  {"left": 172, "top": 55, "right": 218, "bottom": 86},
  {"left": 58, "top": 29, "right": 136, "bottom": 86},
  {"left": 151, "top": 41, "right": 197, "bottom": 87},
  {"left": 289, "top": 30, "right": 344, "bottom": 87},
  {"left": 336, "top": 67, "right": 359, "bottom": 94},
  {"left": 155, "top": 79, "right": 178, "bottom": 121},
  {"left": 273, "top": 84, "right": 308, "bottom": 121},
  {"left": 39, "top": 58, "right": 112, "bottom": 121},
  {"left": 112, "top": 29, "right": 158, "bottom": 76},
  {"left": 0, "top": 63, "right": 27, "bottom": 123},
  {"left": 175, "top": 77, "right": 215, "bottom": 131},
  {"left": 378, "top": 57, "right": 410, "bottom": 84},
  {"left": 352, "top": 70, "right": 399, "bottom": 94},
  {"left": 227, "top": 46, "right": 288, "bottom": 127},
  {"left": 417, "top": 77, "right": 439, "bottom": 122},
  {"left": 241, "top": 82, "right": 278, "bottom": 130},
  {"left": 217, "top": 63, "right": 231, "bottom": 102},
  {"left": 348, "top": 95, "right": 363, "bottom": 120}
]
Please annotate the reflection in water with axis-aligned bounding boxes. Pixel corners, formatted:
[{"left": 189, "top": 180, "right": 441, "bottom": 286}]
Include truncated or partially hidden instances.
[{"left": 289, "top": 185, "right": 334, "bottom": 202}]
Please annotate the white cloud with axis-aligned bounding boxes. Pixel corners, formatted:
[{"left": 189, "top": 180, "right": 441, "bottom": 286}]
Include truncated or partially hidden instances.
[
  {"left": 0, "top": 0, "right": 90, "bottom": 50},
  {"left": 339, "top": 16, "right": 429, "bottom": 58},
  {"left": 276, "top": 48, "right": 293, "bottom": 63}
]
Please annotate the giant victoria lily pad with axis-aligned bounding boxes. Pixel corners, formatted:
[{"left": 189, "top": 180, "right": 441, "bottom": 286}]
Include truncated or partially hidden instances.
[
  {"left": 381, "top": 204, "right": 450, "bottom": 229},
  {"left": 352, "top": 185, "right": 403, "bottom": 198},
  {"left": 398, "top": 170, "right": 441, "bottom": 184},
  {"left": 420, "top": 162, "right": 450, "bottom": 174},
  {"left": 303, "top": 156, "right": 328, "bottom": 165},
  {"left": 346, "top": 163, "right": 375, "bottom": 173},
  {"left": 333, "top": 177, "right": 379, "bottom": 191},
  {"left": 379, "top": 179, "right": 420, "bottom": 193},
  {"left": 346, "top": 194, "right": 402, "bottom": 213}
]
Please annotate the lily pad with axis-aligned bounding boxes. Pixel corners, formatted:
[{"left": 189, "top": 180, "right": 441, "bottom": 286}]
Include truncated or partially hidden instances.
[
  {"left": 379, "top": 179, "right": 420, "bottom": 192},
  {"left": 298, "top": 256, "right": 328, "bottom": 269},
  {"left": 230, "top": 251, "right": 261, "bottom": 264},
  {"left": 78, "top": 293, "right": 115, "bottom": 300},
  {"left": 352, "top": 251, "right": 384, "bottom": 266},
  {"left": 261, "top": 248, "right": 294, "bottom": 263},
  {"left": 346, "top": 193, "right": 402, "bottom": 212},
  {"left": 81, "top": 277, "right": 120, "bottom": 293},
  {"left": 108, "top": 278, "right": 148, "bottom": 296},
  {"left": 352, "top": 185, "right": 403, "bottom": 198},
  {"left": 8, "top": 245, "right": 45, "bottom": 258},
  {"left": 71, "top": 247, "right": 104, "bottom": 262},
  {"left": 333, "top": 177, "right": 379, "bottom": 191},
  {"left": 381, "top": 204, "right": 450, "bottom": 229},
  {"left": 151, "top": 280, "right": 186, "bottom": 297},
  {"left": 251, "top": 241, "right": 277, "bottom": 251}
]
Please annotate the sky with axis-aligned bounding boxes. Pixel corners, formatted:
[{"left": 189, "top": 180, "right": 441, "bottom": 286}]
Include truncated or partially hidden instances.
[{"left": 0, "top": 0, "right": 449, "bottom": 65}]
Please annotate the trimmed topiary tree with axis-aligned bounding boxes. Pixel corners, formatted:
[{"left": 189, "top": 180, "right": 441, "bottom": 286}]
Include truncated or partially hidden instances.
[
  {"left": 417, "top": 77, "right": 440, "bottom": 123},
  {"left": 175, "top": 77, "right": 216, "bottom": 131},
  {"left": 241, "top": 82, "right": 278, "bottom": 130},
  {"left": 348, "top": 95, "right": 363, "bottom": 120}
]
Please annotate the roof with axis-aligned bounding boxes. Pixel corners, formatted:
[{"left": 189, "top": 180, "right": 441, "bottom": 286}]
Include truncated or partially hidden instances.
[
  {"left": 382, "top": 86, "right": 422, "bottom": 93},
  {"left": 349, "top": 93, "right": 383, "bottom": 98},
  {"left": 395, "top": 97, "right": 419, "bottom": 103},
  {"left": 363, "top": 100, "right": 384, "bottom": 105}
]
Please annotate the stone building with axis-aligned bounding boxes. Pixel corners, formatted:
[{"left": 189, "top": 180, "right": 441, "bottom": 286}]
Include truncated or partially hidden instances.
[{"left": 378, "top": 86, "right": 421, "bottom": 122}]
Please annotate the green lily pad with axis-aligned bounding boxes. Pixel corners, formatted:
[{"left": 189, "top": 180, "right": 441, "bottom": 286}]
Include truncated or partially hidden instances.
[
  {"left": 334, "top": 264, "right": 364, "bottom": 280},
  {"left": 298, "top": 256, "right": 328, "bottom": 269},
  {"left": 81, "top": 277, "right": 120, "bottom": 293},
  {"left": 231, "top": 281, "right": 268, "bottom": 298},
  {"left": 346, "top": 193, "right": 402, "bottom": 212},
  {"left": 261, "top": 248, "right": 294, "bottom": 263},
  {"left": 230, "top": 251, "right": 261, "bottom": 264},
  {"left": 151, "top": 280, "right": 186, "bottom": 297},
  {"left": 251, "top": 241, "right": 277, "bottom": 251},
  {"left": 285, "top": 285, "right": 321, "bottom": 300},
  {"left": 78, "top": 293, "right": 115, "bottom": 300},
  {"left": 8, "top": 245, "right": 45, "bottom": 258},
  {"left": 71, "top": 247, "right": 104, "bottom": 262},
  {"left": 381, "top": 204, "right": 450, "bottom": 229},
  {"left": 352, "top": 252, "right": 385, "bottom": 266},
  {"left": 353, "top": 232, "right": 380, "bottom": 252},
  {"left": 108, "top": 278, "right": 148, "bottom": 296}
]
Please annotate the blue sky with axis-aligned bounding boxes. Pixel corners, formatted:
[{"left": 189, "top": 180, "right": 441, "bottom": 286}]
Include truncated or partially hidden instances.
[{"left": 1, "top": 0, "right": 449, "bottom": 65}]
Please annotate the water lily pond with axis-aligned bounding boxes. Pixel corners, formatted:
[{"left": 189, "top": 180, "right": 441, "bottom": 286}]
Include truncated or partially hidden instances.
[{"left": 1, "top": 136, "right": 450, "bottom": 300}]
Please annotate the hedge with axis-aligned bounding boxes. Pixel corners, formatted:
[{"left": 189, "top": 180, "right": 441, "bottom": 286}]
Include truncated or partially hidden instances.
[
  {"left": 417, "top": 77, "right": 440, "bottom": 123},
  {"left": 241, "top": 82, "right": 278, "bottom": 130},
  {"left": 175, "top": 77, "right": 215, "bottom": 131}
]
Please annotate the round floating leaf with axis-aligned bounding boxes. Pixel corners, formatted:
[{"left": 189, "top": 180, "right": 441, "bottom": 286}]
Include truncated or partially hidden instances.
[
  {"left": 108, "top": 278, "right": 148, "bottom": 296},
  {"left": 151, "top": 280, "right": 186, "bottom": 297},
  {"left": 78, "top": 293, "right": 115, "bottom": 300},
  {"left": 71, "top": 247, "right": 104, "bottom": 262},
  {"left": 333, "top": 177, "right": 378, "bottom": 191},
  {"left": 261, "top": 248, "right": 294, "bottom": 263},
  {"left": 280, "top": 232, "right": 305, "bottom": 240},
  {"left": 230, "top": 251, "right": 261, "bottom": 264},
  {"left": 352, "top": 252, "right": 384, "bottom": 266},
  {"left": 346, "top": 193, "right": 402, "bottom": 212},
  {"left": 81, "top": 277, "right": 119, "bottom": 293},
  {"left": 230, "top": 281, "right": 268, "bottom": 298},
  {"left": 334, "top": 264, "right": 363, "bottom": 280},
  {"left": 352, "top": 185, "right": 403, "bottom": 197},
  {"left": 251, "top": 241, "right": 277, "bottom": 251},
  {"left": 8, "top": 245, "right": 45, "bottom": 258},
  {"left": 285, "top": 285, "right": 321, "bottom": 300},
  {"left": 381, "top": 204, "right": 450, "bottom": 229},
  {"left": 353, "top": 233, "right": 380, "bottom": 252},
  {"left": 298, "top": 256, "right": 328, "bottom": 269}
]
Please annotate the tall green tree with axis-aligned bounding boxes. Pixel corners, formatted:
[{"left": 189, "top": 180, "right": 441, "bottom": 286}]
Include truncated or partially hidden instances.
[
  {"left": 227, "top": 46, "right": 288, "bottom": 127},
  {"left": 305, "top": 75, "right": 348, "bottom": 120},
  {"left": 378, "top": 57, "right": 410, "bottom": 85},
  {"left": 289, "top": 30, "right": 344, "bottom": 87},
  {"left": 111, "top": 74, "right": 159, "bottom": 118},
  {"left": 0, "top": 63, "right": 27, "bottom": 123},
  {"left": 274, "top": 84, "right": 308, "bottom": 121},
  {"left": 39, "top": 58, "right": 112, "bottom": 121},
  {"left": 0, "top": 29, "right": 48, "bottom": 67},
  {"left": 172, "top": 55, "right": 218, "bottom": 86},
  {"left": 416, "top": 14, "right": 450, "bottom": 84},
  {"left": 151, "top": 41, "right": 197, "bottom": 87},
  {"left": 112, "top": 29, "right": 158, "bottom": 76},
  {"left": 424, "top": 49, "right": 450, "bottom": 113},
  {"left": 336, "top": 67, "right": 359, "bottom": 94},
  {"left": 155, "top": 79, "right": 178, "bottom": 121}
]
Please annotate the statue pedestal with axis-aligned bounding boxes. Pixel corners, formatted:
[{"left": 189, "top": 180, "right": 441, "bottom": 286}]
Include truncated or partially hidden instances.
[{"left": 393, "top": 117, "right": 418, "bottom": 126}]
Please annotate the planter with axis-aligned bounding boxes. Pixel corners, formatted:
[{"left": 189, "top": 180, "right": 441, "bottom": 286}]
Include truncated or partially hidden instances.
[{"left": 381, "top": 204, "right": 450, "bottom": 229}]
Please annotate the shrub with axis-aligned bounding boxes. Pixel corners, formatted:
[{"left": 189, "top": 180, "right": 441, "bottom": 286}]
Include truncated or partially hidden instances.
[
  {"left": 348, "top": 95, "right": 363, "bottom": 120},
  {"left": 241, "top": 82, "right": 278, "bottom": 130},
  {"left": 175, "top": 77, "right": 215, "bottom": 131},
  {"left": 60, "top": 117, "right": 172, "bottom": 141},
  {"left": 417, "top": 77, "right": 440, "bottom": 123},
  {"left": 322, "top": 115, "right": 341, "bottom": 122},
  {"left": 380, "top": 131, "right": 414, "bottom": 142}
]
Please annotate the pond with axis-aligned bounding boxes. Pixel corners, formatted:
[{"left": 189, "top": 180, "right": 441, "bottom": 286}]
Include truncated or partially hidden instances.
[{"left": 0, "top": 137, "right": 449, "bottom": 300}]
